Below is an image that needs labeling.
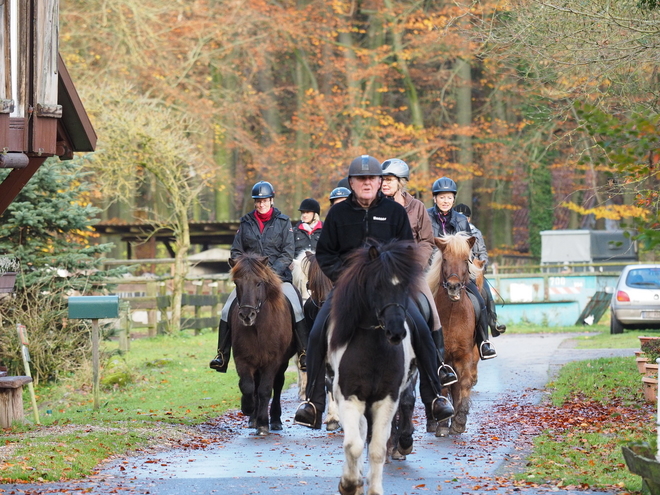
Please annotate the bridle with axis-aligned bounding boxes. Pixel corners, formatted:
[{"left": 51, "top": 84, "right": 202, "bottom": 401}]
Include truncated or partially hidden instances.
[
  {"left": 441, "top": 258, "right": 471, "bottom": 293},
  {"left": 373, "top": 302, "right": 408, "bottom": 330}
]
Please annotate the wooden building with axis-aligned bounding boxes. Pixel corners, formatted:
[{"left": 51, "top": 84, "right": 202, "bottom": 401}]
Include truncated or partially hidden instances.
[{"left": 0, "top": 0, "right": 96, "bottom": 216}]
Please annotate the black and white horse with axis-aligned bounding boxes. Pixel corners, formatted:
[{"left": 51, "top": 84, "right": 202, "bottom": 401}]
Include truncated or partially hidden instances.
[{"left": 327, "top": 240, "right": 422, "bottom": 495}]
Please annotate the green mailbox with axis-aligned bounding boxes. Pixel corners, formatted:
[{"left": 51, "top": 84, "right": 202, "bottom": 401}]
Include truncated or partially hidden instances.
[{"left": 68, "top": 295, "right": 119, "bottom": 319}]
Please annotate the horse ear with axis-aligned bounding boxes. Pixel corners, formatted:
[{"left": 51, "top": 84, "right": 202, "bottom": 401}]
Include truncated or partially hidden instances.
[
  {"left": 467, "top": 236, "right": 477, "bottom": 249},
  {"left": 257, "top": 256, "right": 269, "bottom": 267},
  {"left": 434, "top": 237, "right": 448, "bottom": 252},
  {"left": 228, "top": 258, "right": 237, "bottom": 268},
  {"left": 368, "top": 245, "right": 380, "bottom": 260}
]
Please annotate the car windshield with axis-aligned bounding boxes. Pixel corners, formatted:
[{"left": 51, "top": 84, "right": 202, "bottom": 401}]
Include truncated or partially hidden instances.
[{"left": 626, "top": 268, "right": 660, "bottom": 289}]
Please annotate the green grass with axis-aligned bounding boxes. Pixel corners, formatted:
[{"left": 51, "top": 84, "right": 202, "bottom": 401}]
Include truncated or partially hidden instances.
[
  {"left": 520, "top": 357, "right": 655, "bottom": 492},
  {"left": 1, "top": 330, "right": 298, "bottom": 482}
]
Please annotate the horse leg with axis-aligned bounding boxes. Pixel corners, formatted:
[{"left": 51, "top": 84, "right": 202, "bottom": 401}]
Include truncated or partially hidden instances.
[
  {"left": 338, "top": 397, "right": 366, "bottom": 495},
  {"left": 238, "top": 371, "right": 256, "bottom": 423},
  {"left": 326, "top": 371, "right": 340, "bottom": 431},
  {"left": 367, "top": 397, "right": 398, "bottom": 495},
  {"left": 255, "top": 369, "right": 275, "bottom": 436},
  {"left": 449, "top": 362, "right": 476, "bottom": 435},
  {"left": 395, "top": 380, "right": 416, "bottom": 457},
  {"left": 269, "top": 361, "right": 288, "bottom": 431}
]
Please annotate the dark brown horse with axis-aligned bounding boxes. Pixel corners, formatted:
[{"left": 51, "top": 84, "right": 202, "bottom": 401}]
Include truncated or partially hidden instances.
[
  {"left": 228, "top": 253, "right": 297, "bottom": 436},
  {"left": 427, "top": 233, "right": 483, "bottom": 435}
]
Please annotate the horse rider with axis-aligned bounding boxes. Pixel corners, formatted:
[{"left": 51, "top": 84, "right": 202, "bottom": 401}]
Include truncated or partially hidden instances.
[
  {"left": 294, "top": 155, "right": 455, "bottom": 430},
  {"left": 380, "top": 158, "right": 458, "bottom": 385},
  {"left": 329, "top": 186, "right": 351, "bottom": 206},
  {"left": 454, "top": 203, "right": 506, "bottom": 338},
  {"left": 209, "top": 181, "right": 310, "bottom": 373},
  {"left": 427, "top": 177, "right": 497, "bottom": 360},
  {"left": 294, "top": 198, "right": 323, "bottom": 258}
]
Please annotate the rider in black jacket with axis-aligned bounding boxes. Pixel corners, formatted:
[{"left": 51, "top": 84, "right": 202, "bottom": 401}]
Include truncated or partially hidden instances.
[
  {"left": 427, "top": 177, "right": 497, "bottom": 360},
  {"left": 209, "top": 181, "right": 309, "bottom": 373},
  {"left": 294, "top": 155, "right": 455, "bottom": 430}
]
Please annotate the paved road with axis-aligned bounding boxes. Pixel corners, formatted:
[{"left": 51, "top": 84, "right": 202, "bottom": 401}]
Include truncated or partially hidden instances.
[{"left": 0, "top": 333, "right": 634, "bottom": 495}]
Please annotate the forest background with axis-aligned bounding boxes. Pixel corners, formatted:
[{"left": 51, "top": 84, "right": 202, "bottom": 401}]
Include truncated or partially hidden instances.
[{"left": 57, "top": 0, "right": 660, "bottom": 262}]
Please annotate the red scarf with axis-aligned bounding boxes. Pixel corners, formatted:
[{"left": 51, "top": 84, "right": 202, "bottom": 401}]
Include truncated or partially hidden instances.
[{"left": 254, "top": 208, "right": 274, "bottom": 233}]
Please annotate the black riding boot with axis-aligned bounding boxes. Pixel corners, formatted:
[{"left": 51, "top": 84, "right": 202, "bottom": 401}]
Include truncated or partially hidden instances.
[
  {"left": 432, "top": 330, "right": 458, "bottom": 386},
  {"left": 209, "top": 319, "right": 232, "bottom": 372},
  {"left": 484, "top": 283, "right": 506, "bottom": 337},
  {"left": 294, "top": 292, "right": 333, "bottom": 430},
  {"left": 408, "top": 302, "right": 454, "bottom": 423},
  {"left": 467, "top": 281, "right": 497, "bottom": 360},
  {"left": 294, "top": 319, "right": 309, "bottom": 372}
]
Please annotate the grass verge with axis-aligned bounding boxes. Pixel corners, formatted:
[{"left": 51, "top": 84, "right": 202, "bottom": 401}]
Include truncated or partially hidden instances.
[
  {"left": 0, "top": 330, "right": 298, "bottom": 482},
  {"left": 516, "top": 357, "right": 655, "bottom": 493}
]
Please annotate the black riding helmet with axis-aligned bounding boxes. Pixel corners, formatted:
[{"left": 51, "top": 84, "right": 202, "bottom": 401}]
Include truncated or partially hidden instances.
[
  {"left": 298, "top": 198, "right": 321, "bottom": 215},
  {"left": 381, "top": 158, "right": 410, "bottom": 180},
  {"left": 348, "top": 155, "right": 382, "bottom": 177},
  {"left": 329, "top": 187, "right": 351, "bottom": 201},
  {"left": 454, "top": 203, "right": 472, "bottom": 217},
  {"left": 251, "top": 181, "right": 275, "bottom": 199},
  {"left": 431, "top": 177, "right": 457, "bottom": 195}
]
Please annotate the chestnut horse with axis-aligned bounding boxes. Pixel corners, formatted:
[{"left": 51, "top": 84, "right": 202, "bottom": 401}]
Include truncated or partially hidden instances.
[
  {"left": 427, "top": 233, "right": 484, "bottom": 435},
  {"left": 228, "top": 253, "right": 297, "bottom": 436}
]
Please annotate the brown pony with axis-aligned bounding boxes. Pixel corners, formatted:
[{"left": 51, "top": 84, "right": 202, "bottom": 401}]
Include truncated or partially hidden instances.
[
  {"left": 427, "top": 233, "right": 484, "bottom": 435},
  {"left": 228, "top": 253, "right": 297, "bottom": 436}
]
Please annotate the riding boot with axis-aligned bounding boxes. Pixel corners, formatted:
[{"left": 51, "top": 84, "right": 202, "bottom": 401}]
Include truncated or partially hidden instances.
[
  {"left": 209, "top": 319, "right": 232, "bottom": 372},
  {"left": 295, "top": 292, "right": 333, "bottom": 430},
  {"left": 484, "top": 284, "right": 506, "bottom": 337},
  {"left": 432, "top": 330, "right": 458, "bottom": 386},
  {"left": 293, "top": 319, "right": 309, "bottom": 372},
  {"left": 475, "top": 311, "right": 497, "bottom": 360},
  {"left": 407, "top": 302, "right": 454, "bottom": 423}
]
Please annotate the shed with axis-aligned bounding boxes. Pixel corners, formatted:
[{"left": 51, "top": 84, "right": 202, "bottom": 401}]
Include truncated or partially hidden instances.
[{"left": 0, "top": 0, "right": 96, "bottom": 216}]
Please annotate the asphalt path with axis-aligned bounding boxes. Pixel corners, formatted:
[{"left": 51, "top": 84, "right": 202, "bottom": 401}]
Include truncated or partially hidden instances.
[{"left": 0, "top": 333, "right": 635, "bottom": 495}]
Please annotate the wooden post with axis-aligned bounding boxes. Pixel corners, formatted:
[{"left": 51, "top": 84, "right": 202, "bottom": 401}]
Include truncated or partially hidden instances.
[
  {"left": 210, "top": 282, "right": 219, "bottom": 327},
  {"left": 193, "top": 280, "right": 203, "bottom": 336},
  {"left": 16, "top": 324, "right": 39, "bottom": 424},
  {"left": 118, "top": 301, "right": 130, "bottom": 353},
  {"left": 147, "top": 281, "right": 157, "bottom": 337},
  {"left": 91, "top": 319, "right": 100, "bottom": 410},
  {"left": 158, "top": 282, "right": 169, "bottom": 334},
  {"left": 0, "top": 376, "right": 33, "bottom": 428}
]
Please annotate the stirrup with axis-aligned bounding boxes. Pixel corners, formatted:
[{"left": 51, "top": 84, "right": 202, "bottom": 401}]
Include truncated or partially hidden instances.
[
  {"left": 294, "top": 401, "right": 319, "bottom": 428},
  {"left": 438, "top": 363, "right": 458, "bottom": 386},
  {"left": 479, "top": 341, "right": 497, "bottom": 360}
]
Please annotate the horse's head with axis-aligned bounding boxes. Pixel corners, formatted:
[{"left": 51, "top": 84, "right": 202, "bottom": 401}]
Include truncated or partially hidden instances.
[
  {"left": 433, "top": 234, "right": 476, "bottom": 302},
  {"left": 331, "top": 240, "right": 423, "bottom": 348},
  {"left": 229, "top": 254, "right": 280, "bottom": 326}
]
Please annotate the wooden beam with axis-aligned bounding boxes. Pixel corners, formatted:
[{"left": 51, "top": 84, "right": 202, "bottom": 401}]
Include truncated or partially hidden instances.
[{"left": 0, "top": 156, "right": 46, "bottom": 216}]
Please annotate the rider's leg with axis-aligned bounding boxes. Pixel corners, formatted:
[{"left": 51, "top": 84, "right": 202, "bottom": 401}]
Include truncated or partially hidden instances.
[
  {"left": 466, "top": 282, "right": 497, "bottom": 360},
  {"left": 209, "top": 290, "right": 237, "bottom": 372},
  {"left": 419, "top": 283, "right": 457, "bottom": 387},
  {"left": 294, "top": 290, "right": 334, "bottom": 429},
  {"left": 282, "top": 282, "right": 309, "bottom": 371},
  {"left": 483, "top": 279, "right": 506, "bottom": 337},
  {"left": 407, "top": 301, "right": 454, "bottom": 422}
]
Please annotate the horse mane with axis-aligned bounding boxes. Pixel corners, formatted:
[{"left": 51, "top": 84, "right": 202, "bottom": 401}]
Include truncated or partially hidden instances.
[
  {"left": 427, "top": 233, "right": 475, "bottom": 298},
  {"left": 230, "top": 253, "right": 287, "bottom": 311},
  {"left": 302, "top": 251, "right": 332, "bottom": 305},
  {"left": 330, "top": 240, "right": 423, "bottom": 349}
]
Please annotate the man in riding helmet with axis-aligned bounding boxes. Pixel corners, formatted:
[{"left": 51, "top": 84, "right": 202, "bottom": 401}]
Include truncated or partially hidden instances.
[
  {"left": 428, "top": 177, "right": 497, "bottom": 360},
  {"left": 294, "top": 155, "right": 454, "bottom": 430},
  {"left": 454, "top": 203, "right": 506, "bottom": 338},
  {"left": 294, "top": 198, "right": 323, "bottom": 258},
  {"left": 381, "top": 158, "right": 458, "bottom": 430},
  {"left": 329, "top": 187, "right": 351, "bottom": 206},
  {"left": 210, "top": 181, "right": 310, "bottom": 373}
]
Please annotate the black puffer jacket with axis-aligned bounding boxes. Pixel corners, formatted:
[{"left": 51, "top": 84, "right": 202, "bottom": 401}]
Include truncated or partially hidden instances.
[
  {"left": 316, "top": 192, "right": 413, "bottom": 283},
  {"left": 427, "top": 205, "right": 472, "bottom": 238},
  {"left": 230, "top": 208, "right": 295, "bottom": 283},
  {"left": 294, "top": 221, "right": 323, "bottom": 258}
]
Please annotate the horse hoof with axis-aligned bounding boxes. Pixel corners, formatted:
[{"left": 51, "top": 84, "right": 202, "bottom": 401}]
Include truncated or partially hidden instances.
[
  {"left": 248, "top": 418, "right": 257, "bottom": 428},
  {"left": 435, "top": 425, "right": 450, "bottom": 437},
  {"left": 338, "top": 480, "right": 364, "bottom": 495},
  {"left": 256, "top": 426, "right": 270, "bottom": 436},
  {"left": 270, "top": 421, "right": 283, "bottom": 431},
  {"left": 326, "top": 419, "right": 341, "bottom": 431},
  {"left": 426, "top": 419, "right": 437, "bottom": 433},
  {"left": 391, "top": 450, "right": 406, "bottom": 461},
  {"left": 450, "top": 424, "right": 466, "bottom": 434},
  {"left": 397, "top": 439, "right": 413, "bottom": 456}
]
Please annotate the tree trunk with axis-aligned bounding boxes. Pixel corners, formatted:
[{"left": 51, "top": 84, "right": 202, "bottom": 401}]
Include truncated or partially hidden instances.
[{"left": 455, "top": 56, "right": 473, "bottom": 206}]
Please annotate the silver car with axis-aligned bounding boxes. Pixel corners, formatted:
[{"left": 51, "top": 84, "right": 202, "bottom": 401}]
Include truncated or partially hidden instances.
[{"left": 610, "top": 264, "right": 660, "bottom": 334}]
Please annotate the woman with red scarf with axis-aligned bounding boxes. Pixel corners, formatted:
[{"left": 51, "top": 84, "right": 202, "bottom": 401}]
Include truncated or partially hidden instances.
[{"left": 210, "top": 181, "right": 309, "bottom": 373}]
